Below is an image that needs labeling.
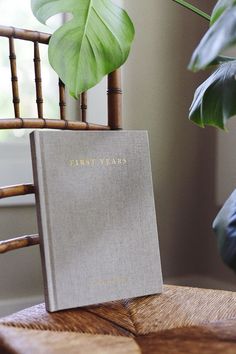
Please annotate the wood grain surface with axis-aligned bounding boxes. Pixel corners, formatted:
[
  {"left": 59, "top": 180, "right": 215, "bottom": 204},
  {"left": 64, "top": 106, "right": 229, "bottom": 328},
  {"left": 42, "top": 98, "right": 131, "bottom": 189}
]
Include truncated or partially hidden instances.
[
  {"left": 136, "top": 319, "right": 236, "bottom": 354},
  {"left": 1, "top": 285, "right": 236, "bottom": 353},
  {"left": 0, "top": 326, "right": 140, "bottom": 354}
]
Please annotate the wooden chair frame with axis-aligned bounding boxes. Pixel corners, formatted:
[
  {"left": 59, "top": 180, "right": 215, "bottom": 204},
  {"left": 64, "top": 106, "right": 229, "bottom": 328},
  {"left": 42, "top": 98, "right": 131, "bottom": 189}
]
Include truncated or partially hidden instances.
[{"left": 0, "top": 25, "right": 122, "bottom": 254}]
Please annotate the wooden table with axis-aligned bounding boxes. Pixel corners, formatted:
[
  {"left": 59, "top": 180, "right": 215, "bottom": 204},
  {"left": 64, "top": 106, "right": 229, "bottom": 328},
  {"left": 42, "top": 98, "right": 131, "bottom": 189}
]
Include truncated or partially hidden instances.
[{"left": 1, "top": 285, "right": 236, "bottom": 353}]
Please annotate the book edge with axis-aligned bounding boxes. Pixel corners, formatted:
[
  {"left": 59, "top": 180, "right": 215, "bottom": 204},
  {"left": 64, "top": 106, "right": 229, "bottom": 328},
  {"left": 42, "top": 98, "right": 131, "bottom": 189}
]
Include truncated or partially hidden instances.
[{"left": 30, "top": 131, "right": 58, "bottom": 311}]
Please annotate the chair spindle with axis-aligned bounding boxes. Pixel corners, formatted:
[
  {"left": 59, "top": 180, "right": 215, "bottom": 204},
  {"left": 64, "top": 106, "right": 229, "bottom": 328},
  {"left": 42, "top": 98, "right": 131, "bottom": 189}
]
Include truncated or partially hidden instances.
[
  {"left": 0, "top": 234, "right": 39, "bottom": 254},
  {"left": 59, "top": 79, "right": 66, "bottom": 120},
  {"left": 81, "top": 92, "right": 88, "bottom": 122},
  {"left": 107, "top": 69, "right": 122, "bottom": 130},
  {"left": 9, "top": 37, "right": 20, "bottom": 118},
  {"left": 0, "top": 184, "right": 35, "bottom": 199},
  {"left": 34, "top": 41, "right": 44, "bottom": 118}
]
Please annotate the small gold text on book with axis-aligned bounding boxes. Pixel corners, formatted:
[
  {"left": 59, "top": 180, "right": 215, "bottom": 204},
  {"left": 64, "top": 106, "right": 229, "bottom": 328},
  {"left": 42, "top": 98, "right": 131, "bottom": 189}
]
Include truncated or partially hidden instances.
[{"left": 68, "top": 158, "right": 127, "bottom": 167}]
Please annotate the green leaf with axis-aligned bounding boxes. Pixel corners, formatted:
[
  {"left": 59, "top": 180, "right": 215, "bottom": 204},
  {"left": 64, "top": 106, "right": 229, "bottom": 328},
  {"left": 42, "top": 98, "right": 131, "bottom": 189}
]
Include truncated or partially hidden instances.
[
  {"left": 211, "top": 0, "right": 236, "bottom": 25},
  {"left": 213, "top": 189, "right": 236, "bottom": 271},
  {"left": 189, "top": 6, "right": 236, "bottom": 72},
  {"left": 31, "top": 0, "right": 135, "bottom": 98},
  {"left": 189, "top": 61, "right": 236, "bottom": 129}
]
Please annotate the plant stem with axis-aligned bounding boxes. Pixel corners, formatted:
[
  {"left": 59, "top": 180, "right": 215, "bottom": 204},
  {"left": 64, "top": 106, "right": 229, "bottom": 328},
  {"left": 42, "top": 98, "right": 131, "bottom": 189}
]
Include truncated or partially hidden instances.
[{"left": 172, "top": 0, "right": 210, "bottom": 21}]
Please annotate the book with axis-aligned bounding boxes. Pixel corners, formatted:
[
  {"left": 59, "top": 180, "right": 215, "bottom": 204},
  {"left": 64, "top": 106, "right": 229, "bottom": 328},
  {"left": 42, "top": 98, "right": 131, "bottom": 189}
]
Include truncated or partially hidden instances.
[{"left": 30, "top": 130, "right": 163, "bottom": 312}]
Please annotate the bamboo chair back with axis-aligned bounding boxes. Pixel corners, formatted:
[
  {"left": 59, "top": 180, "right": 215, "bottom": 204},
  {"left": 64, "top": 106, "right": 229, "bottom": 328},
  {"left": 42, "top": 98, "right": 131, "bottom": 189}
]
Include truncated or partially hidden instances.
[{"left": 0, "top": 25, "right": 122, "bottom": 253}]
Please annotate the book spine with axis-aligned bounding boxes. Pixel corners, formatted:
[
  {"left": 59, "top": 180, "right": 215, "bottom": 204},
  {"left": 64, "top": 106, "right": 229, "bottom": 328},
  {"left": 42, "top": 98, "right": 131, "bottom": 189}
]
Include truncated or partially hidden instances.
[{"left": 30, "top": 132, "right": 57, "bottom": 311}]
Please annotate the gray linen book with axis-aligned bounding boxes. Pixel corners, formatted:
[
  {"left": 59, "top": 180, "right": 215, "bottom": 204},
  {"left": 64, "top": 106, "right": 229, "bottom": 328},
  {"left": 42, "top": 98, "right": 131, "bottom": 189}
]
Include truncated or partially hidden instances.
[{"left": 30, "top": 130, "right": 163, "bottom": 312}]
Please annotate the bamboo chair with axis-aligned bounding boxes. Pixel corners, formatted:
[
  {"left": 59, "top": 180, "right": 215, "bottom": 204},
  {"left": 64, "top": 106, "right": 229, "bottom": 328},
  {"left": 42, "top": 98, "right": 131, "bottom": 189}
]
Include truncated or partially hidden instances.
[
  {"left": 1, "top": 25, "right": 236, "bottom": 354},
  {"left": 0, "top": 25, "right": 122, "bottom": 254}
]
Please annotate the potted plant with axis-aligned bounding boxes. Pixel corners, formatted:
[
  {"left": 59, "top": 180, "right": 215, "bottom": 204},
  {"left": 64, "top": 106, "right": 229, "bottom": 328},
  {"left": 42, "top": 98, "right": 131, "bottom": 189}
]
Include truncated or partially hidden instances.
[
  {"left": 33, "top": 0, "right": 236, "bottom": 271},
  {"left": 172, "top": 0, "right": 236, "bottom": 272}
]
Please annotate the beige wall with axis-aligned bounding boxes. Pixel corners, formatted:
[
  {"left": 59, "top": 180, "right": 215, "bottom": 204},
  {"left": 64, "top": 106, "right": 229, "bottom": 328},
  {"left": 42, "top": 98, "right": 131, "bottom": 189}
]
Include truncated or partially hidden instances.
[
  {"left": 1, "top": 0, "right": 236, "bottom": 308},
  {"left": 123, "top": 0, "right": 236, "bottom": 286}
]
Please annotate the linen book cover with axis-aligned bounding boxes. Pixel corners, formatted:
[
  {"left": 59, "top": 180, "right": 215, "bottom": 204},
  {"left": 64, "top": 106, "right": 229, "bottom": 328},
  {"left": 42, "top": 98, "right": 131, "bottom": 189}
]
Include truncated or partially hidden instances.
[{"left": 30, "top": 130, "right": 163, "bottom": 312}]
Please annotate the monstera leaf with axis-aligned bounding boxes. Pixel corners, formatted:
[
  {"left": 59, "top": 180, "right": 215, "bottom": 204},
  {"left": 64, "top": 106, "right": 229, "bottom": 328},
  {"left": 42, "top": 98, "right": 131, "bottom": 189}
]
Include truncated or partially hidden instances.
[
  {"left": 31, "top": 0, "right": 135, "bottom": 98},
  {"left": 189, "top": 3, "right": 236, "bottom": 71},
  {"left": 189, "top": 61, "right": 236, "bottom": 129}
]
